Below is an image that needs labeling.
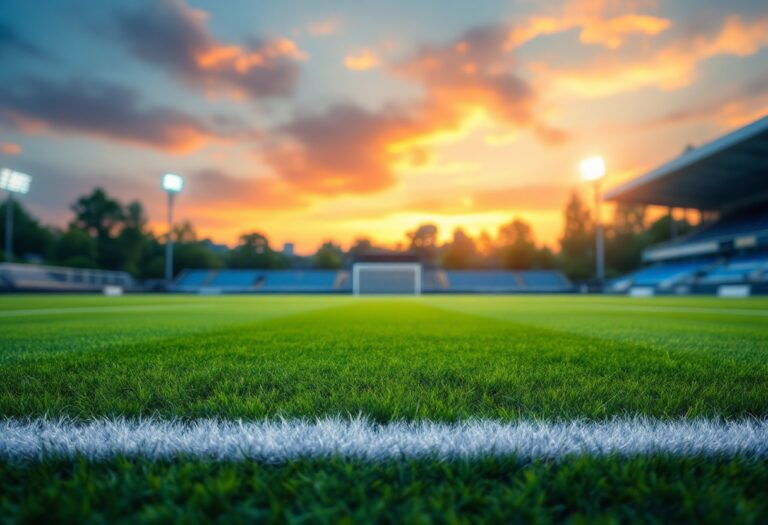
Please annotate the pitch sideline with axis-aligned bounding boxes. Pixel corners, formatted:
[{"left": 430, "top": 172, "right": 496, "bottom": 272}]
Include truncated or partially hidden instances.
[{"left": 1, "top": 417, "right": 766, "bottom": 461}]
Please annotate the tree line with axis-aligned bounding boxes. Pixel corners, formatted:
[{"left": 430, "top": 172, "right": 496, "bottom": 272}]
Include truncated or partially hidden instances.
[{"left": 0, "top": 187, "right": 692, "bottom": 281}]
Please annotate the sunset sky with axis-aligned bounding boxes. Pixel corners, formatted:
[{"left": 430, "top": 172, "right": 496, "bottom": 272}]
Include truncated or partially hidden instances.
[{"left": 1, "top": 0, "right": 767, "bottom": 253}]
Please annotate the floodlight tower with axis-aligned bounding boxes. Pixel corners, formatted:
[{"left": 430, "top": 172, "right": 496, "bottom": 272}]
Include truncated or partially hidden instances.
[
  {"left": 0, "top": 168, "right": 32, "bottom": 262},
  {"left": 161, "top": 173, "right": 184, "bottom": 289},
  {"left": 579, "top": 156, "right": 606, "bottom": 286}
]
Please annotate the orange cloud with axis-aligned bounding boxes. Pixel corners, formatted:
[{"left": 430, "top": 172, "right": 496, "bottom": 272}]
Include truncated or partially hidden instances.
[
  {"left": 579, "top": 14, "right": 670, "bottom": 49},
  {"left": 407, "top": 184, "right": 572, "bottom": 215},
  {"left": 395, "top": 26, "right": 569, "bottom": 144},
  {"left": 265, "top": 25, "right": 569, "bottom": 198},
  {"left": 266, "top": 103, "right": 423, "bottom": 195},
  {"left": 507, "top": 0, "right": 670, "bottom": 50},
  {"left": 344, "top": 49, "right": 378, "bottom": 71},
  {"left": 0, "top": 143, "right": 21, "bottom": 155},
  {"left": 195, "top": 38, "right": 306, "bottom": 73},
  {"left": 536, "top": 15, "right": 768, "bottom": 98},
  {"left": 186, "top": 169, "right": 307, "bottom": 210}
]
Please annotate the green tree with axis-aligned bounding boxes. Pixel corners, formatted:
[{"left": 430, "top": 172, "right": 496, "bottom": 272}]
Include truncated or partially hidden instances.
[
  {"left": 645, "top": 214, "right": 692, "bottom": 246},
  {"left": 116, "top": 201, "right": 150, "bottom": 275},
  {"left": 0, "top": 200, "right": 53, "bottom": 261},
  {"left": 560, "top": 191, "right": 594, "bottom": 280},
  {"left": 533, "top": 246, "right": 557, "bottom": 269},
  {"left": 347, "top": 238, "right": 374, "bottom": 261},
  {"left": 442, "top": 228, "right": 478, "bottom": 269},
  {"left": 407, "top": 224, "right": 439, "bottom": 263},
  {"left": 69, "top": 188, "right": 127, "bottom": 270},
  {"left": 498, "top": 218, "right": 537, "bottom": 269},
  {"left": 174, "top": 243, "right": 224, "bottom": 273},
  {"left": 70, "top": 188, "right": 123, "bottom": 240},
  {"left": 228, "top": 232, "right": 286, "bottom": 269},
  {"left": 605, "top": 203, "right": 647, "bottom": 275},
  {"left": 54, "top": 229, "right": 98, "bottom": 268},
  {"left": 313, "top": 241, "right": 344, "bottom": 269}
]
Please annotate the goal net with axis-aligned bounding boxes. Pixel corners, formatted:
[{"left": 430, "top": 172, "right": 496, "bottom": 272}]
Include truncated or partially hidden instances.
[{"left": 352, "top": 263, "right": 422, "bottom": 295}]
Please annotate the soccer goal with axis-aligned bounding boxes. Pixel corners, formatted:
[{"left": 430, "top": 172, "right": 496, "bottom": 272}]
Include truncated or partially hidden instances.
[{"left": 352, "top": 263, "right": 422, "bottom": 295}]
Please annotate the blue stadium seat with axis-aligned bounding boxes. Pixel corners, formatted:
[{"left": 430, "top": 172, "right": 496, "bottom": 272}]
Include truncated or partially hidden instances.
[
  {"left": 682, "top": 207, "right": 768, "bottom": 244},
  {"left": 209, "top": 271, "right": 262, "bottom": 287},
  {"left": 520, "top": 270, "right": 569, "bottom": 289},
  {"left": 177, "top": 270, "right": 210, "bottom": 287},
  {"left": 446, "top": 271, "right": 522, "bottom": 292},
  {"left": 701, "top": 254, "right": 768, "bottom": 284},
  {"left": 628, "top": 260, "right": 709, "bottom": 287},
  {"left": 260, "top": 271, "right": 338, "bottom": 291}
]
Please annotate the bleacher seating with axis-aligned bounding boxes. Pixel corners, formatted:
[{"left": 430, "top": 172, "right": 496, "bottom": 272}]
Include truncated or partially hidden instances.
[
  {"left": 700, "top": 254, "right": 768, "bottom": 284},
  {"left": 644, "top": 206, "right": 768, "bottom": 263},
  {"left": 520, "top": 270, "right": 570, "bottom": 289},
  {"left": 209, "top": 271, "right": 261, "bottom": 288},
  {"left": 173, "top": 268, "right": 572, "bottom": 293},
  {"left": 421, "top": 270, "right": 448, "bottom": 292},
  {"left": 260, "top": 271, "right": 338, "bottom": 291},
  {"left": 617, "top": 260, "right": 711, "bottom": 290},
  {"left": 176, "top": 270, "right": 210, "bottom": 287},
  {"left": 684, "top": 207, "right": 768, "bottom": 244},
  {"left": 445, "top": 271, "right": 522, "bottom": 292}
]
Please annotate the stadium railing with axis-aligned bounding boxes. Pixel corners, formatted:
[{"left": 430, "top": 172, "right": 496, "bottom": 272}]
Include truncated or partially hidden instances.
[{"left": 0, "top": 263, "right": 134, "bottom": 292}]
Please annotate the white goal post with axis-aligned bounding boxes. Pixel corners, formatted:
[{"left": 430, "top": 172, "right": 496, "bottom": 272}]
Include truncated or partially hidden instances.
[{"left": 352, "top": 263, "right": 422, "bottom": 296}]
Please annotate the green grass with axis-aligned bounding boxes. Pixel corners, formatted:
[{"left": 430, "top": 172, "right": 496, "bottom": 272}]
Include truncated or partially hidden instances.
[
  {"left": 1, "top": 294, "right": 767, "bottom": 523},
  {"left": 1, "top": 295, "right": 766, "bottom": 421},
  {"left": 2, "top": 456, "right": 767, "bottom": 524}
]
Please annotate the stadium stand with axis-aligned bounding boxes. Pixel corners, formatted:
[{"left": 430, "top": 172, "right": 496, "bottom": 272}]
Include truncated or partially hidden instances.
[
  {"left": 260, "top": 271, "right": 340, "bottom": 292},
  {"left": 700, "top": 254, "right": 768, "bottom": 285},
  {"left": 445, "top": 271, "right": 522, "bottom": 293},
  {"left": 175, "top": 269, "right": 346, "bottom": 293},
  {"left": 605, "top": 114, "right": 768, "bottom": 295},
  {"left": 0, "top": 263, "right": 134, "bottom": 292},
  {"left": 174, "top": 268, "right": 572, "bottom": 294},
  {"left": 520, "top": 270, "right": 572, "bottom": 290}
]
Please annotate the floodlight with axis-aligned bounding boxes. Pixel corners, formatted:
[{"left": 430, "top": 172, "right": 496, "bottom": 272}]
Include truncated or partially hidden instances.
[
  {"left": 579, "top": 156, "right": 605, "bottom": 182},
  {"left": 578, "top": 156, "right": 606, "bottom": 286},
  {"left": 161, "top": 173, "right": 184, "bottom": 193},
  {"left": 161, "top": 173, "right": 185, "bottom": 289},
  {"left": 0, "top": 168, "right": 31, "bottom": 194}
]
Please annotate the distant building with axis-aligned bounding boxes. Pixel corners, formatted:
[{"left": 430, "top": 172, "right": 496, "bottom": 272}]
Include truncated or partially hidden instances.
[{"left": 283, "top": 243, "right": 295, "bottom": 257}]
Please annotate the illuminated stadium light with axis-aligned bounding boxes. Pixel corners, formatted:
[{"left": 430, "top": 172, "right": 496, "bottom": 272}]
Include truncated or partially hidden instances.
[
  {"left": 0, "top": 168, "right": 31, "bottom": 194},
  {"left": 579, "top": 157, "right": 605, "bottom": 285},
  {"left": 161, "top": 173, "right": 185, "bottom": 289},
  {"left": 1, "top": 168, "right": 32, "bottom": 262},
  {"left": 579, "top": 156, "right": 605, "bottom": 182},
  {"left": 161, "top": 173, "right": 184, "bottom": 193}
]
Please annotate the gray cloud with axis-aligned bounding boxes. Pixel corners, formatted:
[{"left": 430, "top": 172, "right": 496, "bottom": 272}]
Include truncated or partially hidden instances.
[
  {"left": 0, "top": 76, "right": 216, "bottom": 153},
  {"left": 116, "top": 0, "right": 302, "bottom": 100}
]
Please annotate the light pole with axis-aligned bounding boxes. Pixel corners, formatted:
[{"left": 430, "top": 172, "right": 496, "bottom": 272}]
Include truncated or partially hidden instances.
[
  {"left": 0, "top": 168, "right": 32, "bottom": 262},
  {"left": 579, "top": 156, "right": 606, "bottom": 286},
  {"left": 161, "top": 173, "right": 184, "bottom": 289}
]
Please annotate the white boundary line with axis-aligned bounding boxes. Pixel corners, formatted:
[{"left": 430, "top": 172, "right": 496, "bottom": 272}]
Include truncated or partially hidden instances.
[{"left": 1, "top": 417, "right": 766, "bottom": 461}]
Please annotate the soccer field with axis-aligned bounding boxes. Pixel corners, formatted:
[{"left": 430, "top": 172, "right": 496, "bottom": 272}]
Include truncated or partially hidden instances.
[{"left": 2, "top": 294, "right": 768, "bottom": 523}]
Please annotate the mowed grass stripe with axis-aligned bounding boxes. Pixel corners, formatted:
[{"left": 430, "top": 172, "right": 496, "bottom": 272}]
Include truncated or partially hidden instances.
[
  {"left": 0, "top": 295, "right": 347, "bottom": 359},
  {"left": 1, "top": 298, "right": 766, "bottom": 421},
  {"left": 427, "top": 296, "right": 768, "bottom": 358}
]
